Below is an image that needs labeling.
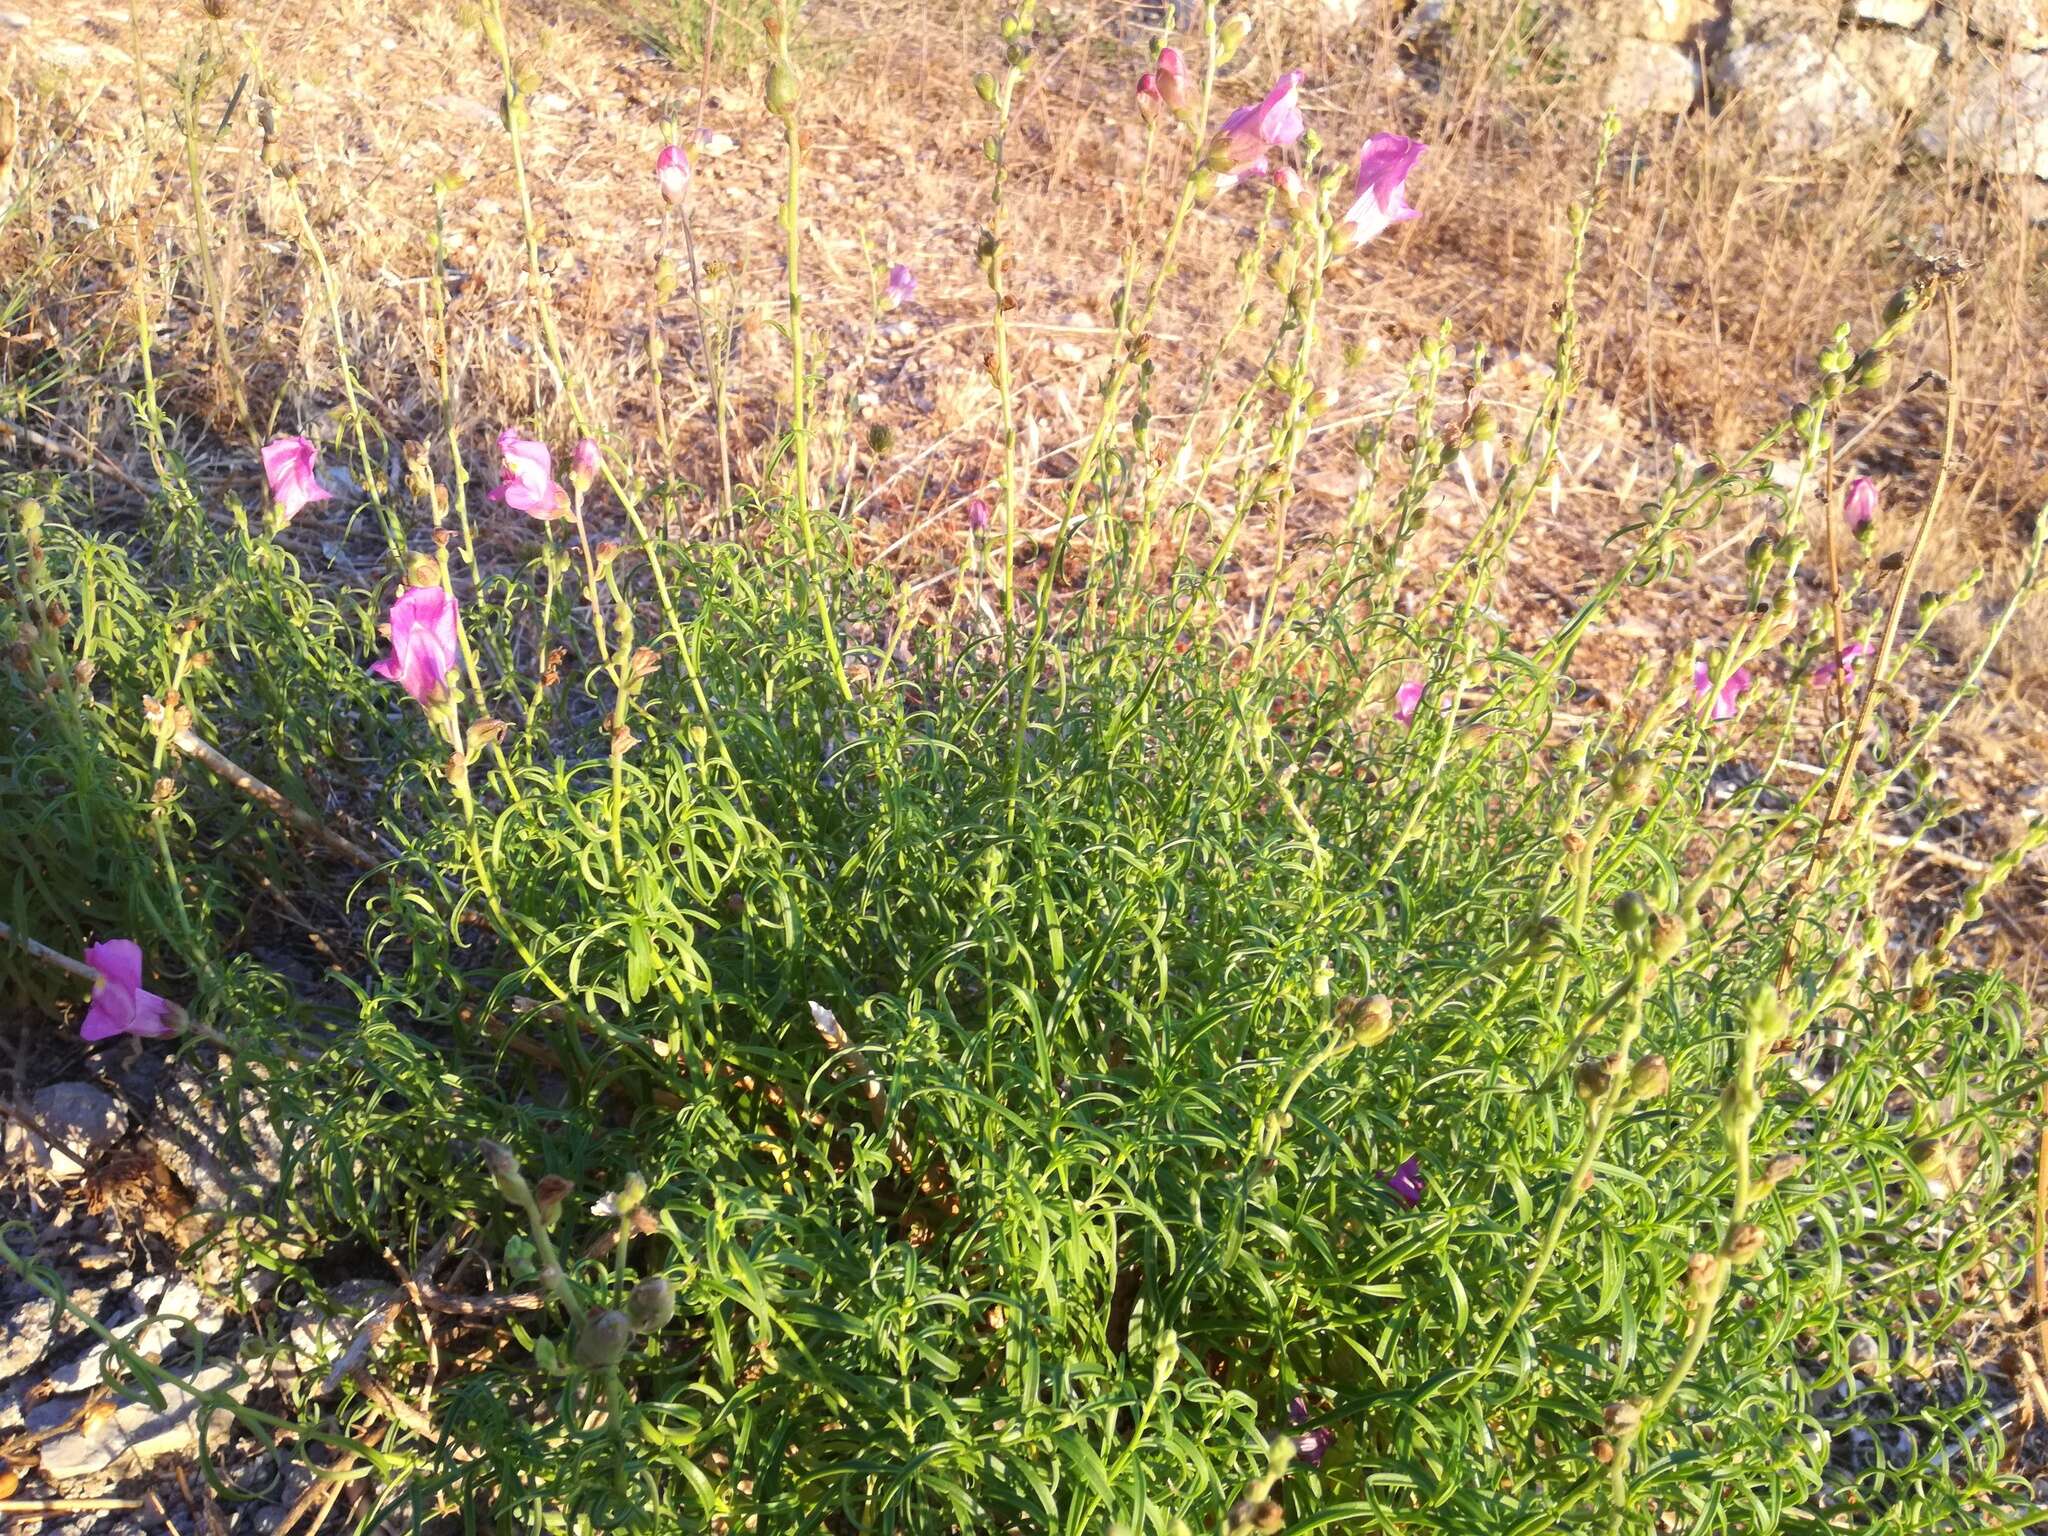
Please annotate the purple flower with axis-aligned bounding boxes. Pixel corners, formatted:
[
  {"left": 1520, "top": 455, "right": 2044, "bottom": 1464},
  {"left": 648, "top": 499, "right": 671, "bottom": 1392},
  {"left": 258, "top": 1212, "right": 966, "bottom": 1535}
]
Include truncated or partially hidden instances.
[
  {"left": 655, "top": 144, "right": 692, "bottom": 205},
  {"left": 1844, "top": 476, "right": 1878, "bottom": 535},
  {"left": 259, "top": 435, "right": 333, "bottom": 526},
  {"left": 1137, "top": 72, "right": 1162, "bottom": 122},
  {"left": 1337, "top": 134, "right": 1424, "bottom": 252},
  {"left": 371, "top": 584, "right": 464, "bottom": 708},
  {"left": 967, "top": 496, "right": 991, "bottom": 533},
  {"left": 1383, "top": 1156, "right": 1424, "bottom": 1207},
  {"left": 1216, "top": 70, "right": 1305, "bottom": 181},
  {"left": 1393, "top": 679, "right": 1425, "bottom": 725},
  {"left": 81, "top": 940, "right": 176, "bottom": 1042},
  {"left": 883, "top": 263, "right": 916, "bottom": 311},
  {"left": 1812, "top": 641, "right": 1873, "bottom": 688},
  {"left": 1288, "top": 1397, "right": 1334, "bottom": 1469},
  {"left": 1692, "top": 661, "right": 1752, "bottom": 723},
  {"left": 491, "top": 428, "right": 569, "bottom": 520}
]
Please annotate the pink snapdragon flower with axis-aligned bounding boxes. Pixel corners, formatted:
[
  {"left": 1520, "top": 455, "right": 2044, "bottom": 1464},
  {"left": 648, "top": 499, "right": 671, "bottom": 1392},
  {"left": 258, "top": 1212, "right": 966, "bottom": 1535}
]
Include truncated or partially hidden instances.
[
  {"left": 1137, "top": 72, "right": 1163, "bottom": 121},
  {"left": 967, "top": 497, "right": 992, "bottom": 533},
  {"left": 1812, "top": 641, "right": 1873, "bottom": 688},
  {"left": 571, "top": 437, "right": 602, "bottom": 491},
  {"left": 1337, "top": 134, "right": 1425, "bottom": 251},
  {"left": 260, "top": 435, "right": 332, "bottom": 526},
  {"left": 81, "top": 940, "right": 176, "bottom": 1042},
  {"left": 1692, "top": 661, "right": 1752, "bottom": 722},
  {"left": 1843, "top": 477, "right": 1878, "bottom": 535},
  {"left": 371, "top": 584, "right": 464, "bottom": 708},
  {"left": 1383, "top": 1156, "right": 1424, "bottom": 1207},
  {"left": 491, "top": 429, "right": 568, "bottom": 520},
  {"left": 1156, "top": 46, "right": 1189, "bottom": 112},
  {"left": 883, "top": 264, "right": 916, "bottom": 310},
  {"left": 1215, "top": 70, "right": 1304, "bottom": 183},
  {"left": 655, "top": 144, "right": 692, "bottom": 205},
  {"left": 1393, "top": 678, "right": 1425, "bottom": 725}
]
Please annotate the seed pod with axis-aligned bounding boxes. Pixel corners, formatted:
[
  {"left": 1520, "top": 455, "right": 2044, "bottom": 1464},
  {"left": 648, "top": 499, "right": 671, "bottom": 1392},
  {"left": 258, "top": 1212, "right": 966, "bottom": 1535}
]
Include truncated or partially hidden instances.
[
  {"left": 766, "top": 61, "right": 801, "bottom": 116},
  {"left": 1574, "top": 1057, "right": 1614, "bottom": 1103},
  {"left": 572, "top": 1309, "right": 632, "bottom": 1369},
  {"left": 1602, "top": 1397, "right": 1646, "bottom": 1437},
  {"left": 1610, "top": 750, "right": 1653, "bottom": 804},
  {"left": 1722, "top": 1223, "right": 1767, "bottom": 1265},
  {"left": 627, "top": 1276, "right": 676, "bottom": 1333},
  {"left": 533, "top": 1174, "right": 573, "bottom": 1225},
  {"left": 974, "top": 70, "right": 997, "bottom": 105},
  {"left": 1759, "top": 1152, "right": 1804, "bottom": 1190},
  {"left": 1685, "top": 1249, "right": 1721, "bottom": 1299},
  {"left": 478, "top": 1139, "right": 529, "bottom": 1203},
  {"left": 1613, "top": 891, "right": 1651, "bottom": 934},
  {"left": 1341, "top": 993, "right": 1395, "bottom": 1050},
  {"left": 1628, "top": 1055, "right": 1670, "bottom": 1100}
]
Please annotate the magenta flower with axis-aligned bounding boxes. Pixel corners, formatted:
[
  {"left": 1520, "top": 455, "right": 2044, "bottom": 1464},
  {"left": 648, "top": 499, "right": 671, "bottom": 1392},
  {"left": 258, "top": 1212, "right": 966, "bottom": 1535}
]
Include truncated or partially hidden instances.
[
  {"left": 1288, "top": 1398, "right": 1334, "bottom": 1469},
  {"left": 1337, "top": 134, "right": 1424, "bottom": 252},
  {"left": 1156, "top": 46, "right": 1189, "bottom": 113},
  {"left": 1812, "top": 641, "right": 1873, "bottom": 688},
  {"left": 1383, "top": 1157, "right": 1424, "bottom": 1207},
  {"left": 967, "top": 497, "right": 992, "bottom": 533},
  {"left": 491, "top": 428, "right": 568, "bottom": 520},
  {"left": 81, "top": 940, "right": 176, "bottom": 1043},
  {"left": 1217, "top": 70, "right": 1305, "bottom": 179},
  {"left": 1692, "top": 661, "right": 1752, "bottom": 722},
  {"left": 883, "top": 264, "right": 916, "bottom": 311},
  {"left": 1137, "top": 71, "right": 1162, "bottom": 121},
  {"left": 1393, "top": 678, "right": 1425, "bottom": 725},
  {"left": 371, "top": 584, "right": 464, "bottom": 708},
  {"left": 655, "top": 144, "right": 692, "bottom": 205},
  {"left": 1844, "top": 476, "right": 1878, "bottom": 535},
  {"left": 571, "top": 437, "right": 601, "bottom": 491},
  {"left": 259, "top": 435, "right": 333, "bottom": 526}
]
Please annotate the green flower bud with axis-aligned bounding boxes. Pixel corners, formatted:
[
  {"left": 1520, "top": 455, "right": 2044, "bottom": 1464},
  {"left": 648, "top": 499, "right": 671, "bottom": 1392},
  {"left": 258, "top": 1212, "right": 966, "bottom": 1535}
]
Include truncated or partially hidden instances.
[
  {"left": 1341, "top": 993, "right": 1395, "bottom": 1049},
  {"left": 1613, "top": 891, "right": 1651, "bottom": 934},
  {"left": 1217, "top": 13, "right": 1252, "bottom": 65},
  {"left": 766, "top": 61, "right": 801, "bottom": 116},
  {"left": 573, "top": 1309, "right": 632, "bottom": 1369},
  {"left": 478, "top": 1139, "right": 530, "bottom": 1203},
  {"left": 974, "top": 70, "right": 997, "bottom": 105},
  {"left": 627, "top": 1276, "right": 676, "bottom": 1334}
]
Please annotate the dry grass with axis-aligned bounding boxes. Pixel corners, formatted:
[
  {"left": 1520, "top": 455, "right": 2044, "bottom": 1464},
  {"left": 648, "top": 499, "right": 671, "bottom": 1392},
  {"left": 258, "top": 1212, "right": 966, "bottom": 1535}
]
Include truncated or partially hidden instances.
[{"left": 2, "top": 0, "right": 2043, "bottom": 965}]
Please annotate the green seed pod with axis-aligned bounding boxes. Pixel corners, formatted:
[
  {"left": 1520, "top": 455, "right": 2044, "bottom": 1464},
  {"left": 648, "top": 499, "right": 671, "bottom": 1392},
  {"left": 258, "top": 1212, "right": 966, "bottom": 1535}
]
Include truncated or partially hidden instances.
[
  {"left": 1574, "top": 1056, "right": 1614, "bottom": 1103},
  {"left": 1628, "top": 1055, "right": 1670, "bottom": 1100},
  {"left": 1610, "top": 750, "right": 1653, "bottom": 804},
  {"left": 766, "top": 61, "right": 801, "bottom": 117},
  {"left": 867, "top": 422, "right": 897, "bottom": 455},
  {"left": 1882, "top": 284, "right": 1917, "bottom": 327},
  {"left": 15, "top": 499, "right": 43, "bottom": 534},
  {"left": 627, "top": 1276, "right": 676, "bottom": 1334},
  {"left": 1341, "top": 993, "right": 1395, "bottom": 1050},
  {"left": 1850, "top": 349, "right": 1892, "bottom": 390},
  {"left": 974, "top": 70, "right": 997, "bottom": 105},
  {"left": 573, "top": 1309, "right": 632, "bottom": 1369},
  {"left": 1613, "top": 891, "right": 1651, "bottom": 934}
]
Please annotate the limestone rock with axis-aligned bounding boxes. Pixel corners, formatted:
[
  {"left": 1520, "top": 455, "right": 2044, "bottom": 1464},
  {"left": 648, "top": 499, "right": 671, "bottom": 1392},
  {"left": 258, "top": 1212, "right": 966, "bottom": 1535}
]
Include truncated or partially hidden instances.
[
  {"left": 148, "top": 1056, "right": 282, "bottom": 1214},
  {"left": 1917, "top": 53, "right": 2048, "bottom": 176},
  {"left": 1837, "top": 27, "right": 1940, "bottom": 115},
  {"left": 1969, "top": 0, "right": 2048, "bottom": 50},
  {"left": 5, "top": 1083, "right": 127, "bottom": 1178},
  {"left": 1852, "top": 0, "right": 1933, "bottom": 24},
  {"left": 35, "top": 1363, "right": 244, "bottom": 1482},
  {"left": 1606, "top": 39, "right": 1703, "bottom": 112},
  {"left": 1608, "top": 0, "right": 1713, "bottom": 42},
  {"left": 1725, "top": 0, "right": 1834, "bottom": 49},
  {"left": 1713, "top": 33, "right": 1886, "bottom": 151}
]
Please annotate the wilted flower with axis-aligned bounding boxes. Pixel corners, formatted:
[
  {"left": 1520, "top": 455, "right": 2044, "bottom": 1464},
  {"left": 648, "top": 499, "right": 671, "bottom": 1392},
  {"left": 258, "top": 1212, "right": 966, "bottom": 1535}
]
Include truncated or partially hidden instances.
[
  {"left": 883, "top": 263, "right": 916, "bottom": 311},
  {"left": 1214, "top": 70, "right": 1304, "bottom": 185},
  {"left": 259, "top": 435, "right": 333, "bottom": 526},
  {"left": 1156, "top": 45, "right": 1189, "bottom": 113},
  {"left": 1288, "top": 1397, "right": 1334, "bottom": 1469},
  {"left": 81, "top": 939, "right": 176, "bottom": 1042},
  {"left": 571, "top": 437, "right": 601, "bottom": 491},
  {"left": 1393, "top": 678, "right": 1425, "bottom": 725},
  {"left": 967, "top": 497, "right": 992, "bottom": 533},
  {"left": 1843, "top": 476, "right": 1878, "bottom": 535},
  {"left": 1812, "top": 641, "right": 1873, "bottom": 688},
  {"left": 1268, "top": 163, "right": 1305, "bottom": 213},
  {"left": 1383, "top": 1156, "right": 1424, "bottom": 1207},
  {"left": 1692, "top": 660, "right": 1751, "bottom": 722},
  {"left": 1336, "top": 134, "right": 1425, "bottom": 252},
  {"left": 655, "top": 144, "right": 692, "bottom": 205},
  {"left": 370, "top": 584, "right": 463, "bottom": 708},
  {"left": 491, "top": 429, "right": 569, "bottom": 520}
]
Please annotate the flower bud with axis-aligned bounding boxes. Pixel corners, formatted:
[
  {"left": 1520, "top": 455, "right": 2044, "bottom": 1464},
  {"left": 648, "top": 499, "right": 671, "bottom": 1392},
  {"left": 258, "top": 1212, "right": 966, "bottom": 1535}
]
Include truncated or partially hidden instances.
[
  {"left": 1628, "top": 1055, "right": 1670, "bottom": 1100},
  {"left": 1574, "top": 1056, "right": 1614, "bottom": 1104},
  {"left": 1613, "top": 891, "right": 1651, "bottom": 934},
  {"left": 1217, "top": 13, "right": 1252, "bottom": 64},
  {"left": 627, "top": 1276, "right": 676, "bottom": 1333},
  {"left": 573, "top": 1309, "right": 632, "bottom": 1369},
  {"left": 479, "top": 1139, "right": 529, "bottom": 1203},
  {"left": 533, "top": 1173, "right": 573, "bottom": 1225},
  {"left": 571, "top": 437, "right": 601, "bottom": 491},
  {"left": 1849, "top": 349, "right": 1891, "bottom": 390},
  {"left": 766, "top": 61, "right": 800, "bottom": 116},
  {"left": 1341, "top": 993, "right": 1395, "bottom": 1050},
  {"left": 974, "top": 70, "right": 997, "bottom": 105},
  {"left": 1722, "top": 1222, "right": 1767, "bottom": 1266}
]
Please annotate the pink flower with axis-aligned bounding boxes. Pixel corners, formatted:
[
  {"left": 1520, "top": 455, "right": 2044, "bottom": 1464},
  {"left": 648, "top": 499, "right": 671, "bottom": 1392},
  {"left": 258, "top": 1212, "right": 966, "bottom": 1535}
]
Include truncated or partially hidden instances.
[
  {"left": 571, "top": 437, "right": 601, "bottom": 490},
  {"left": 81, "top": 940, "right": 175, "bottom": 1043},
  {"left": 1844, "top": 476, "right": 1878, "bottom": 535},
  {"left": 1693, "top": 660, "right": 1752, "bottom": 722},
  {"left": 491, "top": 429, "right": 568, "bottom": 520},
  {"left": 1137, "top": 72, "right": 1162, "bottom": 121},
  {"left": 371, "top": 584, "right": 464, "bottom": 708},
  {"left": 1393, "top": 678, "right": 1425, "bottom": 725},
  {"left": 883, "top": 264, "right": 916, "bottom": 310},
  {"left": 1383, "top": 1156, "right": 1424, "bottom": 1207},
  {"left": 1337, "top": 134, "right": 1424, "bottom": 251},
  {"left": 1268, "top": 163, "right": 1305, "bottom": 210},
  {"left": 259, "top": 435, "right": 332, "bottom": 526},
  {"left": 1217, "top": 70, "right": 1305, "bottom": 177},
  {"left": 655, "top": 144, "right": 692, "bottom": 205},
  {"left": 1156, "top": 46, "right": 1189, "bottom": 112},
  {"left": 967, "top": 497, "right": 991, "bottom": 533},
  {"left": 1812, "top": 641, "right": 1873, "bottom": 688}
]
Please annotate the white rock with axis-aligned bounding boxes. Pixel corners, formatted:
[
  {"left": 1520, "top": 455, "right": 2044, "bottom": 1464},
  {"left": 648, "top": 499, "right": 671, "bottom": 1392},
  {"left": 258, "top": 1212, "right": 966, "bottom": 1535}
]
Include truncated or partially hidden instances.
[
  {"left": 1605, "top": 39, "right": 1702, "bottom": 113},
  {"left": 36, "top": 1363, "right": 245, "bottom": 1482},
  {"left": 41, "top": 1278, "right": 224, "bottom": 1395},
  {"left": 1836, "top": 27, "right": 1940, "bottom": 115},
  {"left": 0, "top": 9, "right": 30, "bottom": 28},
  {"left": 7, "top": 1083, "right": 127, "bottom": 1178},
  {"left": 1712, "top": 34, "right": 1885, "bottom": 152},
  {"left": 1970, "top": 0, "right": 2048, "bottom": 49},
  {"left": 0, "top": 1297, "right": 54, "bottom": 1379},
  {"left": 1853, "top": 0, "right": 1933, "bottom": 23},
  {"left": 1917, "top": 53, "right": 2048, "bottom": 176},
  {"left": 1611, "top": 0, "right": 1712, "bottom": 42}
]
